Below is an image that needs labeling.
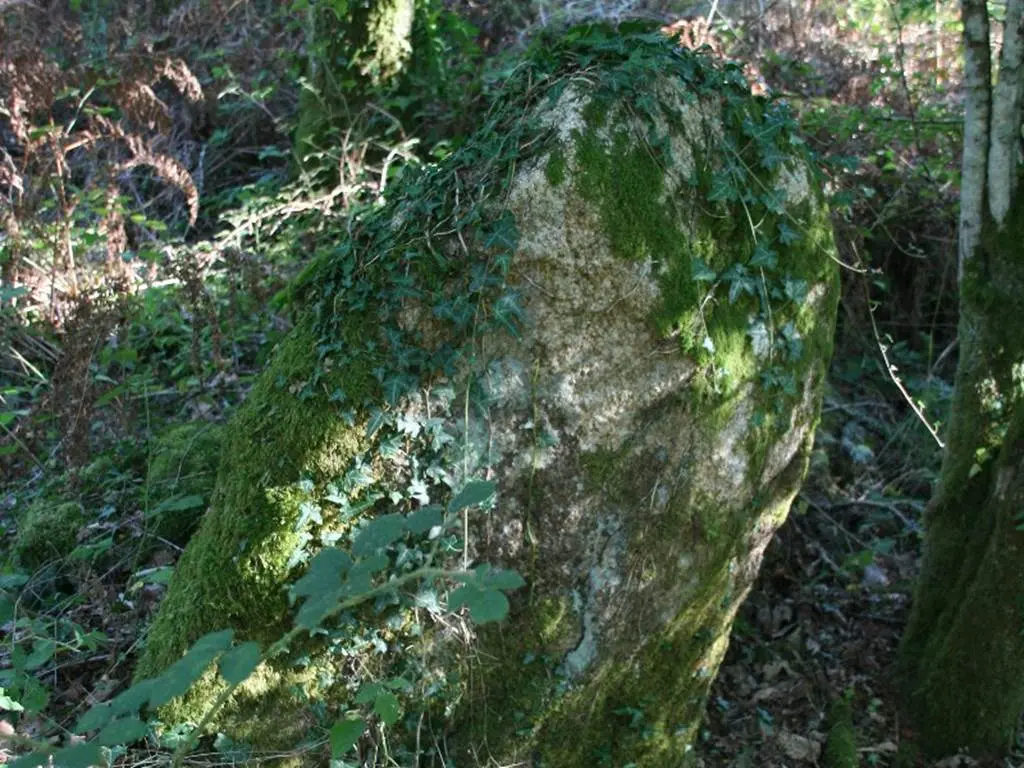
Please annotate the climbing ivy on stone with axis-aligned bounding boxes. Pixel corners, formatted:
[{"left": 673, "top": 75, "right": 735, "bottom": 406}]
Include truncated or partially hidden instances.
[{"left": 14, "top": 22, "right": 840, "bottom": 767}]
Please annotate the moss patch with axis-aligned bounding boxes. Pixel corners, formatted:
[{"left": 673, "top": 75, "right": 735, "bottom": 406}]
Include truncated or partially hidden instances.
[
  {"left": 134, "top": 318, "right": 378, "bottom": 723},
  {"left": 545, "top": 147, "right": 567, "bottom": 187},
  {"left": 14, "top": 500, "right": 86, "bottom": 569}
]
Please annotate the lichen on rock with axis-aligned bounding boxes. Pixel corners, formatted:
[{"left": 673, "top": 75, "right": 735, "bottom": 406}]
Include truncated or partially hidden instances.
[{"left": 137, "top": 23, "right": 839, "bottom": 766}]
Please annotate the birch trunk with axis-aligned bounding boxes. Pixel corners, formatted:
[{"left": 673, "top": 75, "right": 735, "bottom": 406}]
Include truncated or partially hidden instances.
[{"left": 898, "top": 0, "right": 1024, "bottom": 756}]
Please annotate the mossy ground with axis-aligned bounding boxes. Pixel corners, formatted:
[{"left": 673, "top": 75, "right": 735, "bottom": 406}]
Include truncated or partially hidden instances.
[{"left": 14, "top": 500, "right": 86, "bottom": 569}]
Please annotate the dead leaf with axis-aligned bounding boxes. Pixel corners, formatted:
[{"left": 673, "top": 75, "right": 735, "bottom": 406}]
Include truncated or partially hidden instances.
[{"left": 777, "top": 731, "right": 821, "bottom": 762}]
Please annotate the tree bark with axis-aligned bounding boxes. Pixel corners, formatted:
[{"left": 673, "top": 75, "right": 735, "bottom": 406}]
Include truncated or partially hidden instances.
[
  {"left": 295, "top": 0, "right": 415, "bottom": 171},
  {"left": 898, "top": 0, "right": 1024, "bottom": 756}
]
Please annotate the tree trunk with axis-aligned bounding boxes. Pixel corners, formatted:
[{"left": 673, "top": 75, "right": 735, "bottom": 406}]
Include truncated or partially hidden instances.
[
  {"left": 295, "top": 0, "right": 415, "bottom": 170},
  {"left": 898, "top": 0, "right": 1024, "bottom": 757}
]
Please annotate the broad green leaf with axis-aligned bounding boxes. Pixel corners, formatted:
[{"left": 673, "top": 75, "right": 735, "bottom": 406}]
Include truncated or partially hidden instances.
[
  {"left": 108, "top": 679, "right": 158, "bottom": 717},
  {"left": 190, "top": 629, "right": 235, "bottom": 656},
  {"left": 354, "top": 683, "right": 381, "bottom": 705},
  {"left": 149, "top": 629, "right": 234, "bottom": 707},
  {"left": 374, "top": 691, "right": 401, "bottom": 726},
  {"left": 9, "top": 754, "right": 50, "bottom": 768},
  {"left": 448, "top": 585, "right": 510, "bottom": 624},
  {"left": 384, "top": 676, "right": 412, "bottom": 691},
  {"left": 473, "top": 564, "right": 525, "bottom": 591},
  {"left": 352, "top": 515, "right": 406, "bottom": 556},
  {"left": 406, "top": 505, "right": 443, "bottom": 535},
  {"left": 291, "top": 547, "right": 352, "bottom": 600},
  {"left": 0, "top": 688, "right": 23, "bottom": 712},
  {"left": 448, "top": 480, "right": 496, "bottom": 514},
  {"left": 329, "top": 717, "right": 366, "bottom": 757},
  {"left": 74, "top": 702, "right": 114, "bottom": 733},
  {"left": 25, "top": 639, "right": 55, "bottom": 670},
  {"left": 343, "top": 554, "right": 390, "bottom": 599},
  {"left": 0, "top": 572, "right": 29, "bottom": 590},
  {"left": 0, "top": 596, "right": 14, "bottom": 624},
  {"left": 150, "top": 494, "right": 205, "bottom": 516},
  {"left": 295, "top": 589, "right": 344, "bottom": 630},
  {"left": 19, "top": 677, "right": 48, "bottom": 714},
  {"left": 48, "top": 744, "right": 105, "bottom": 768},
  {"left": 96, "top": 716, "right": 148, "bottom": 746},
  {"left": 219, "top": 641, "right": 262, "bottom": 685}
]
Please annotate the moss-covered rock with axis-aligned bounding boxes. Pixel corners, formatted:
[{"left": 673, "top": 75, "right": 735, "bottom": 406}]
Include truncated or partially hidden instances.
[
  {"left": 14, "top": 500, "right": 86, "bottom": 569},
  {"left": 138, "top": 25, "right": 839, "bottom": 765},
  {"left": 145, "top": 423, "right": 224, "bottom": 546}
]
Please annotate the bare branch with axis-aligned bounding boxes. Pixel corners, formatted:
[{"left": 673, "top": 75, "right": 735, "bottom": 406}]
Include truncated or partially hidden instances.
[
  {"left": 959, "top": 0, "right": 992, "bottom": 274},
  {"left": 988, "top": 0, "right": 1024, "bottom": 223}
]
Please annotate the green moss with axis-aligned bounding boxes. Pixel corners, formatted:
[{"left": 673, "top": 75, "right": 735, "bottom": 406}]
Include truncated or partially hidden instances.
[
  {"left": 544, "top": 147, "right": 567, "bottom": 187},
  {"left": 134, "top": 318, "right": 378, "bottom": 724},
  {"left": 14, "top": 501, "right": 86, "bottom": 569},
  {"left": 824, "top": 697, "right": 858, "bottom": 768},
  {"left": 146, "top": 423, "right": 224, "bottom": 546}
]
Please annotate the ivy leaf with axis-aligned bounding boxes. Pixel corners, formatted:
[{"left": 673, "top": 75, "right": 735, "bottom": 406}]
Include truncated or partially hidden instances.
[
  {"left": 691, "top": 258, "right": 716, "bottom": 282},
  {"left": 374, "top": 691, "right": 401, "bottom": 726},
  {"left": 406, "top": 505, "right": 443, "bottom": 535},
  {"left": 780, "top": 322, "right": 804, "bottom": 361},
  {"left": 448, "top": 480, "right": 496, "bottom": 514},
  {"left": 448, "top": 584, "right": 510, "bottom": 624},
  {"left": 749, "top": 244, "right": 778, "bottom": 270},
  {"left": 783, "top": 277, "right": 808, "bottom": 304},
  {"left": 760, "top": 188, "right": 787, "bottom": 214},
  {"left": 777, "top": 221, "right": 800, "bottom": 244},
  {"left": 219, "top": 642, "right": 262, "bottom": 685},
  {"left": 708, "top": 171, "right": 738, "bottom": 203},
  {"left": 727, "top": 274, "right": 755, "bottom": 304},
  {"left": 747, "top": 319, "right": 771, "bottom": 359},
  {"left": 291, "top": 548, "right": 352, "bottom": 600},
  {"left": 295, "top": 500, "right": 323, "bottom": 530},
  {"left": 96, "top": 716, "right": 148, "bottom": 746},
  {"left": 330, "top": 717, "right": 366, "bottom": 757},
  {"left": 352, "top": 514, "right": 406, "bottom": 556},
  {"left": 366, "top": 409, "right": 386, "bottom": 439}
]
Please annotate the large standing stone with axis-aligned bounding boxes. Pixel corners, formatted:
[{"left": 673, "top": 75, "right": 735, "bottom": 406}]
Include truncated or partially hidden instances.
[{"left": 137, "top": 25, "right": 839, "bottom": 767}]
